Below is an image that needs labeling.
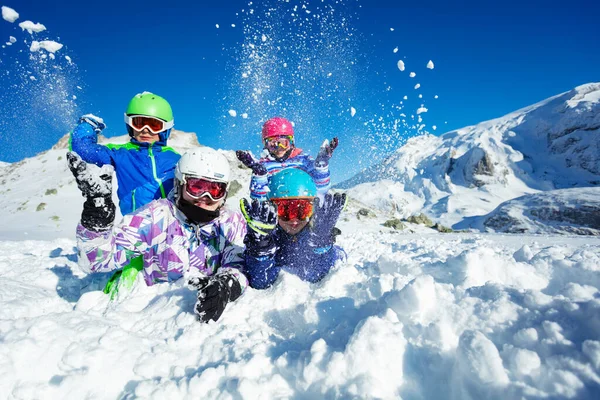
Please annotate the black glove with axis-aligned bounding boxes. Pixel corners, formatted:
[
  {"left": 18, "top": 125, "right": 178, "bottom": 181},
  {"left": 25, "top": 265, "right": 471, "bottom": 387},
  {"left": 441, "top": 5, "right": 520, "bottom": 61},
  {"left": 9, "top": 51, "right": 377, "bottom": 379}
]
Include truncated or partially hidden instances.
[
  {"left": 189, "top": 273, "right": 242, "bottom": 323},
  {"left": 236, "top": 150, "right": 267, "bottom": 176},
  {"left": 240, "top": 198, "right": 278, "bottom": 257},
  {"left": 315, "top": 137, "right": 339, "bottom": 166},
  {"left": 67, "top": 151, "right": 115, "bottom": 232},
  {"left": 79, "top": 114, "right": 106, "bottom": 133},
  {"left": 310, "top": 193, "right": 347, "bottom": 248}
]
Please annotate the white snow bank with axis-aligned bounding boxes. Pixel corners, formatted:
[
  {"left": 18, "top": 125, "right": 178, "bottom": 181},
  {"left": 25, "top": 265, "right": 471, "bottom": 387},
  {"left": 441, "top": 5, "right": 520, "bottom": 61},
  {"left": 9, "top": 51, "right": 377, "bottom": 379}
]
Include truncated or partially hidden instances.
[
  {"left": 1, "top": 229, "right": 599, "bottom": 399},
  {"left": 1, "top": 6, "right": 18, "bottom": 22}
]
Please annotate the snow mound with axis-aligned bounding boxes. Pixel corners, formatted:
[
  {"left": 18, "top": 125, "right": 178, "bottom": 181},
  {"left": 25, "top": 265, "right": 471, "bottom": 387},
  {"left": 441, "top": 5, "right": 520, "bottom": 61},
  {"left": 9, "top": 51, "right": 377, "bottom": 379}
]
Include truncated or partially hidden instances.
[{"left": 1, "top": 231, "right": 599, "bottom": 398}]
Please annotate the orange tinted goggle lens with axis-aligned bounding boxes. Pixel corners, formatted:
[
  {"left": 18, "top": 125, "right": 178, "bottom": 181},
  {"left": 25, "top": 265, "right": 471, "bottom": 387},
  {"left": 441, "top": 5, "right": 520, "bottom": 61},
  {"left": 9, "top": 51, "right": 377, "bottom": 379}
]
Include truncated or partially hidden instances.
[
  {"left": 131, "top": 116, "right": 165, "bottom": 132},
  {"left": 185, "top": 177, "right": 227, "bottom": 200},
  {"left": 273, "top": 199, "right": 313, "bottom": 221}
]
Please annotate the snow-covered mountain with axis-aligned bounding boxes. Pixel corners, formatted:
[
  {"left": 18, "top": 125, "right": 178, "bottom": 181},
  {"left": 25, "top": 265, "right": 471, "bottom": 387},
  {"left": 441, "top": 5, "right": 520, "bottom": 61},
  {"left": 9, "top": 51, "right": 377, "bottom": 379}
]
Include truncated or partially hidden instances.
[
  {"left": 0, "top": 129, "right": 251, "bottom": 240},
  {"left": 338, "top": 83, "right": 600, "bottom": 233}
]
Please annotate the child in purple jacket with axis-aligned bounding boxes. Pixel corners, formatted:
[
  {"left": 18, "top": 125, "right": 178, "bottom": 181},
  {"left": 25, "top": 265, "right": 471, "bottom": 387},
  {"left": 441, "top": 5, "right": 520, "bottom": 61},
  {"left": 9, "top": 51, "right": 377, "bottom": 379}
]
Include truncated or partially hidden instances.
[{"left": 69, "top": 147, "right": 247, "bottom": 323}]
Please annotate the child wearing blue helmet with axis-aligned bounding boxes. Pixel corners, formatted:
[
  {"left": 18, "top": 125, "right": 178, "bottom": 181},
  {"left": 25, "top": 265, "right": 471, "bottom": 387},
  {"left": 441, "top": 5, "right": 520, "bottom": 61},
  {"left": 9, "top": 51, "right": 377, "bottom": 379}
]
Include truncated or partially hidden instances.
[{"left": 241, "top": 169, "right": 346, "bottom": 288}]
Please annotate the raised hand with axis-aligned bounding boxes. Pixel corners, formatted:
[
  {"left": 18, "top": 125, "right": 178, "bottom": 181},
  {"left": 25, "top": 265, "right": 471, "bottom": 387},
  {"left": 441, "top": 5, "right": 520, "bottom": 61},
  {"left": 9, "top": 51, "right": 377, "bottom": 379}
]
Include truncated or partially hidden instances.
[
  {"left": 240, "top": 198, "right": 278, "bottom": 236},
  {"left": 315, "top": 137, "right": 339, "bottom": 165},
  {"left": 312, "top": 192, "right": 347, "bottom": 235},
  {"left": 79, "top": 114, "right": 106, "bottom": 133},
  {"left": 236, "top": 150, "right": 267, "bottom": 176},
  {"left": 67, "top": 151, "right": 115, "bottom": 231},
  {"left": 67, "top": 151, "right": 112, "bottom": 198},
  {"left": 189, "top": 274, "right": 242, "bottom": 323}
]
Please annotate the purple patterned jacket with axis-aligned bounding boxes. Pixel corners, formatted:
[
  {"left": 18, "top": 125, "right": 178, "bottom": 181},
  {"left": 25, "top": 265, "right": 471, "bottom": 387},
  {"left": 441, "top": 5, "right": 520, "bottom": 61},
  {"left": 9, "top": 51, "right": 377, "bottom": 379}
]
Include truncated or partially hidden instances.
[{"left": 76, "top": 198, "right": 248, "bottom": 290}]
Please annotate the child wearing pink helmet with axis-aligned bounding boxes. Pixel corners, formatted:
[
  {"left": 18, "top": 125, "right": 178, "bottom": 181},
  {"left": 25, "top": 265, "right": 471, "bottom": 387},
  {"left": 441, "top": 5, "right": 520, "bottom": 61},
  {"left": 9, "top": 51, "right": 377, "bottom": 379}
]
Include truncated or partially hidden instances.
[{"left": 236, "top": 117, "right": 338, "bottom": 200}]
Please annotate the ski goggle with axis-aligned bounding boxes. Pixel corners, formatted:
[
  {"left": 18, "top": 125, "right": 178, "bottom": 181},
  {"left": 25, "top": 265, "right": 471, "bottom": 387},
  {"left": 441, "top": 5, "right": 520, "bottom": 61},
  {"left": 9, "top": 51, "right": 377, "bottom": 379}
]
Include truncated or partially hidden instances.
[
  {"left": 272, "top": 198, "right": 314, "bottom": 221},
  {"left": 124, "top": 114, "right": 174, "bottom": 134},
  {"left": 264, "top": 136, "right": 293, "bottom": 151},
  {"left": 184, "top": 177, "right": 228, "bottom": 201}
]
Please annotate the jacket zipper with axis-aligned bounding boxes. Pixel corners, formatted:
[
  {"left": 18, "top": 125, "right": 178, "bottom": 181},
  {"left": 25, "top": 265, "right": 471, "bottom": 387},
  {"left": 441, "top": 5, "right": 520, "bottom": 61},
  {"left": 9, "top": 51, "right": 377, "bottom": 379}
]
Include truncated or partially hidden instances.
[{"left": 149, "top": 147, "right": 167, "bottom": 198}]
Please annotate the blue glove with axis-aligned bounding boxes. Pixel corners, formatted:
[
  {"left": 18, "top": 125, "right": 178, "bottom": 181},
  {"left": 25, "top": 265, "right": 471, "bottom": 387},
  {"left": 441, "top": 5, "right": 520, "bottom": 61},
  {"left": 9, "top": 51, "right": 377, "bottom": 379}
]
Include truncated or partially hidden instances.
[
  {"left": 236, "top": 150, "right": 267, "bottom": 176},
  {"left": 310, "top": 193, "right": 346, "bottom": 251},
  {"left": 79, "top": 114, "right": 106, "bottom": 133},
  {"left": 315, "top": 137, "right": 339, "bottom": 166}
]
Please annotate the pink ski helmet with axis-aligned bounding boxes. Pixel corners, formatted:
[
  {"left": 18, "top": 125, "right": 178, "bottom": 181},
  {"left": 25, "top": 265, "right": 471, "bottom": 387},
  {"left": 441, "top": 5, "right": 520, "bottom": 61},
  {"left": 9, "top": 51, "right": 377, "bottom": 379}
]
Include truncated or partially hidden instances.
[{"left": 261, "top": 117, "right": 295, "bottom": 140}]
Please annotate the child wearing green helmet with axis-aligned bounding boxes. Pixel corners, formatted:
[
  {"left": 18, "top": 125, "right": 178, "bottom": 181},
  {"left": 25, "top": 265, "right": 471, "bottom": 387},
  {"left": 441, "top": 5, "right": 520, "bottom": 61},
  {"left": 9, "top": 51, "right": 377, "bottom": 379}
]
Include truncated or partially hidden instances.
[
  {"left": 241, "top": 168, "right": 347, "bottom": 289},
  {"left": 70, "top": 92, "right": 180, "bottom": 216},
  {"left": 70, "top": 92, "right": 181, "bottom": 296}
]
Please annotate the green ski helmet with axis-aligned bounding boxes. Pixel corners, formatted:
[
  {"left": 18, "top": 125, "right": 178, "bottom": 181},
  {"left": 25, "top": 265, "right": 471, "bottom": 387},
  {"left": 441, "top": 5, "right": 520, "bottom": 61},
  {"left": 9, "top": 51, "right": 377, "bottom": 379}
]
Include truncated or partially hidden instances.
[
  {"left": 267, "top": 168, "right": 317, "bottom": 200},
  {"left": 125, "top": 92, "right": 174, "bottom": 142}
]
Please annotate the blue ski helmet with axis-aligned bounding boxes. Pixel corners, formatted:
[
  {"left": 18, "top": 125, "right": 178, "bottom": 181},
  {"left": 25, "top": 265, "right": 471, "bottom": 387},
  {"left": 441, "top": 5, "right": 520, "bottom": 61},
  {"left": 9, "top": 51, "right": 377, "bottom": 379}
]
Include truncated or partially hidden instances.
[{"left": 268, "top": 169, "right": 317, "bottom": 200}]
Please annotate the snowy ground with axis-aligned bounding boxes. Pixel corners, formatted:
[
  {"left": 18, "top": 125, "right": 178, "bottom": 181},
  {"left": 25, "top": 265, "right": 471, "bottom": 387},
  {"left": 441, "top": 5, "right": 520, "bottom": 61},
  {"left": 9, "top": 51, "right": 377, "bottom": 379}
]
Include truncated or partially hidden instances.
[{"left": 1, "top": 220, "right": 599, "bottom": 399}]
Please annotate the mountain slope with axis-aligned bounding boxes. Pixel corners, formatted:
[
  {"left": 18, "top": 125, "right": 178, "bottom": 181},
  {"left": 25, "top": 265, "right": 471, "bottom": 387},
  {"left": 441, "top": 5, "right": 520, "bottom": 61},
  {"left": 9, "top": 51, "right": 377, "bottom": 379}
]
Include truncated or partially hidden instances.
[
  {"left": 0, "top": 130, "right": 252, "bottom": 240},
  {"left": 338, "top": 83, "right": 600, "bottom": 229}
]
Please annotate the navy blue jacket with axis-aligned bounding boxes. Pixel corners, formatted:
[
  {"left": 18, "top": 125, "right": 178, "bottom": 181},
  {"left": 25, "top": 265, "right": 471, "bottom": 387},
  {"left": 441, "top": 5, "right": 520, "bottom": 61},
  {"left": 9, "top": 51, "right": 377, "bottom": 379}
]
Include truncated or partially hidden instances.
[
  {"left": 245, "top": 224, "right": 344, "bottom": 289},
  {"left": 70, "top": 123, "right": 180, "bottom": 215}
]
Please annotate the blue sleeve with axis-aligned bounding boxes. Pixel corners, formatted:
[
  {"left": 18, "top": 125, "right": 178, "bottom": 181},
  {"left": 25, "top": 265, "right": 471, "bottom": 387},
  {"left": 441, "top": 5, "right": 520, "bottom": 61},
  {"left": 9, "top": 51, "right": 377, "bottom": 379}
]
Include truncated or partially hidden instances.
[
  {"left": 249, "top": 173, "right": 269, "bottom": 201},
  {"left": 301, "top": 155, "right": 331, "bottom": 198},
  {"left": 70, "top": 122, "right": 113, "bottom": 166},
  {"left": 298, "top": 245, "right": 338, "bottom": 283},
  {"left": 245, "top": 252, "right": 281, "bottom": 289}
]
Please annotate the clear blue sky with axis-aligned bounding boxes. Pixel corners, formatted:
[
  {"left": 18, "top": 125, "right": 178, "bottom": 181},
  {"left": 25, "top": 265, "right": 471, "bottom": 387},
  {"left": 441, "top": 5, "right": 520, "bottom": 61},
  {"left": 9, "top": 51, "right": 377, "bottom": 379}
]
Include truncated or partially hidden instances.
[{"left": 1, "top": 0, "right": 598, "bottom": 183}]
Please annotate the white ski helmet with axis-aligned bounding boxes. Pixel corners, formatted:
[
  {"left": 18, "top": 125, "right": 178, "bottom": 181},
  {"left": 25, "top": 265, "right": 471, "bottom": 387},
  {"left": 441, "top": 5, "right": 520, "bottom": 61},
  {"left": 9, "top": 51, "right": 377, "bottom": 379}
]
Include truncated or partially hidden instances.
[{"left": 175, "top": 147, "right": 231, "bottom": 186}]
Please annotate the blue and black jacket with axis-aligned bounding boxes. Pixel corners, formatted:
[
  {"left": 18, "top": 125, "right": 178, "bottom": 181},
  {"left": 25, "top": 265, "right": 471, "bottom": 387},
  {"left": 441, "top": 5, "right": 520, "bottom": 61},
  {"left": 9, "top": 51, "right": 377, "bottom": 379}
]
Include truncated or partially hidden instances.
[
  {"left": 70, "top": 123, "right": 180, "bottom": 215},
  {"left": 244, "top": 223, "right": 345, "bottom": 289}
]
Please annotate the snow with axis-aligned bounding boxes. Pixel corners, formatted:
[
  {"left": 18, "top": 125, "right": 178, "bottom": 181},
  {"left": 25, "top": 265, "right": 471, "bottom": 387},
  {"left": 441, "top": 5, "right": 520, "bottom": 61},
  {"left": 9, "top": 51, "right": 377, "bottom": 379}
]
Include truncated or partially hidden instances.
[
  {"left": 393, "top": 47, "right": 398, "bottom": 53},
  {"left": 0, "top": 126, "right": 598, "bottom": 398},
  {"left": 9, "top": 35, "right": 16, "bottom": 43},
  {"left": 0, "top": 3, "right": 598, "bottom": 398},
  {"left": 427, "top": 60, "right": 435, "bottom": 69},
  {"left": 409, "top": 71, "right": 416, "bottom": 78},
  {"left": 215, "top": 24, "right": 220, "bottom": 28},
  {"left": 29, "top": 40, "right": 63, "bottom": 53},
  {"left": 414, "top": 83, "right": 421, "bottom": 89},
  {"left": 1, "top": 196, "right": 599, "bottom": 398},
  {"left": 18, "top": 20, "right": 46, "bottom": 34},
  {"left": 1, "top": 5, "right": 18, "bottom": 22},
  {"left": 0, "top": 106, "right": 598, "bottom": 400}
]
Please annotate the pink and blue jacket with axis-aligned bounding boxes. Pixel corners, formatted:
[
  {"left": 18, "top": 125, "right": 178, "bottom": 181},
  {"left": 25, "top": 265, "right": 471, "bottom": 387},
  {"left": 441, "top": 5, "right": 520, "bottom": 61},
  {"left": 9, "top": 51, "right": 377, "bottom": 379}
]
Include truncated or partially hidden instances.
[{"left": 76, "top": 198, "right": 248, "bottom": 289}]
